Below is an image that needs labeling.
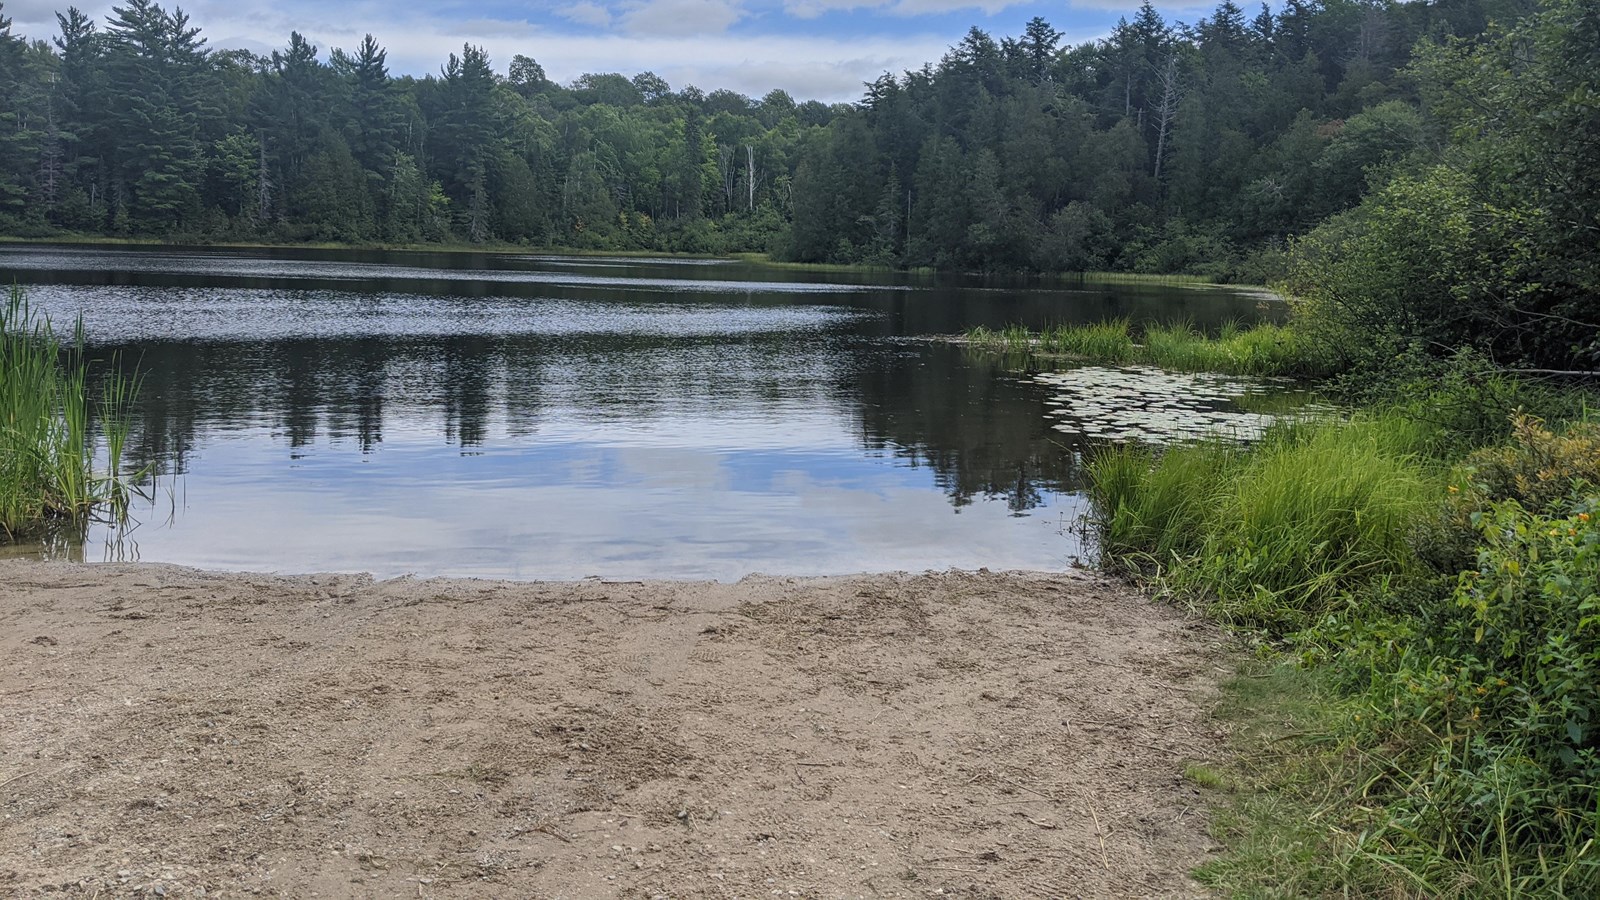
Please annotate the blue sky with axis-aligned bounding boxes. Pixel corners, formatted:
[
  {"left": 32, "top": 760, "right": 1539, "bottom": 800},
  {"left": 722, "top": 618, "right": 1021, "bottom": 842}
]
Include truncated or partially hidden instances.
[{"left": 5, "top": 0, "right": 1222, "bottom": 101}]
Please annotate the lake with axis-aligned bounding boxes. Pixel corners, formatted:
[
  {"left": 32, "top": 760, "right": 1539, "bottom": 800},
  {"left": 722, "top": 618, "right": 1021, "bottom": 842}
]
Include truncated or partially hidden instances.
[{"left": 0, "top": 244, "right": 1280, "bottom": 579}]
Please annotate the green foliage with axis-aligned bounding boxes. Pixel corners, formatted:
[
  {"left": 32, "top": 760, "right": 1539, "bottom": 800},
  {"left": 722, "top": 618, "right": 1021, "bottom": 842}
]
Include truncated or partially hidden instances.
[
  {"left": 2, "top": 0, "right": 1577, "bottom": 284},
  {"left": 1086, "top": 439, "right": 1241, "bottom": 561},
  {"left": 1327, "top": 348, "right": 1595, "bottom": 451},
  {"left": 1140, "top": 320, "right": 1329, "bottom": 377},
  {"left": 0, "top": 0, "right": 1580, "bottom": 303},
  {"left": 1463, "top": 416, "right": 1600, "bottom": 513},
  {"left": 1068, "top": 3, "right": 1600, "bottom": 893},
  {"left": 1419, "top": 414, "right": 1600, "bottom": 573},
  {"left": 1336, "top": 494, "right": 1600, "bottom": 896},
  {"left": 778, "top": 0, "right": 1517, "bottom": 272},
  {"left": 1192, "top": 662, "right": 1406, "bottom": 897},
  {"left": 0, "top": 286, "right": 139, "bottom": 538},
  {"left": 1285, "top": 0, "right": 1600, "bottom": 373},
  {"left": 1096, "top": 399, "right": 1600, "bottom": 893},
  {"left": 0, "top": 1, "right": 827, "bottom": 250}
]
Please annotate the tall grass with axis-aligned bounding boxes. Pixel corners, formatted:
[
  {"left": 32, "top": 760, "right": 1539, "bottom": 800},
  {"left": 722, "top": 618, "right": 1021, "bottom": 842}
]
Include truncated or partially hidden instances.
[
  {"left": 1091, "top": 404, "right": 1600, "bottom": 895},
  {"left": 1040, "top": 319, "right": 1137, "bottom": 362},
  {"left": 0, "top": 285, "right": 140, "bottom": 539},
  {"left": 965, "top": 319, "right": 1329, "bottom": 377},
  {"left": 1088, "top": 413, "right": 1436, "bottom": 631}
]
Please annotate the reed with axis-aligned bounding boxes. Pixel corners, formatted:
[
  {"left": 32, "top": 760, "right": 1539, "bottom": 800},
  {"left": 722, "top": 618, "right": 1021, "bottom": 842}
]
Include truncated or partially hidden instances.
[
  {"left": 964, "top": 319, "right": 1330, "bottom": 378},
  {"left": 0, "top": 286, "right": 140, "bottom": 539},
  {"left": 1041, "top": 319, "right": 1135, "bottom": 362}
]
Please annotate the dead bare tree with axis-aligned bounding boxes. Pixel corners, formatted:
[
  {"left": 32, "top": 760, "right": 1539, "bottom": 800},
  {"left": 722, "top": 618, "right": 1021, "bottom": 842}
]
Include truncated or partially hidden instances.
[
  {"left": 1152, "top": 56, "right": 1183, "bottom": 184},
  {"left": 717, "top": 145, "right": 738, "bottom": 215},
  {"left": 745, "top": 144, "right": 756, "bottom": 211},
  {"left": 256, "top": 134, "right": 274, "bottom": 224}
]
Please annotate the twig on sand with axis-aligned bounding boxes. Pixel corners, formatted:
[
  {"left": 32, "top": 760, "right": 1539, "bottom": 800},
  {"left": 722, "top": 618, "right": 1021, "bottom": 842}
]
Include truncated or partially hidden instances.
[
  {"left": 995, "top": 776, "right": 1060, "bottom": 803},
  {"left": 0, "top": 769, "right": 34, "bottom": 790},
  {"left": 533, "top": 823, "right": 572, "bottom": 843},
  {"left": 1087, "top": 800, "right": 1111, "bottom": 871}
]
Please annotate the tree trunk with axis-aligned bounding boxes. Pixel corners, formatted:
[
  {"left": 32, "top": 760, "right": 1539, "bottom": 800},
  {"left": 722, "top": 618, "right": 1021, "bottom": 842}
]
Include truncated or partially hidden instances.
[
  {"left": 1153, "top": 56, "right": 1182, "bottom": 184},
  {"left": 256, "top": 134, "right": 273, "bottom": 224},
  {"left": 746, "top": 145, "right": 755, "bottom": 211}
]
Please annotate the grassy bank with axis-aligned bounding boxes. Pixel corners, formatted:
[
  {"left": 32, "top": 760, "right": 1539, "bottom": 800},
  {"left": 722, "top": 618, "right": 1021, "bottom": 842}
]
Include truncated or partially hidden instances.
[
  {"left": 965, "top": 319, "right": 1327, "bottom": 378},
  {"left": 0, "top": 286, "right": 140, "bottom": 539},
  {"left": 727, "top": 252, "right": 934, "bottom": 275},
  {"left": 1087, "top": 389, "right": 1600, "bottom": 894},
  {"left": 732, "top": 252, "right": 1225, "bottom": 283}
]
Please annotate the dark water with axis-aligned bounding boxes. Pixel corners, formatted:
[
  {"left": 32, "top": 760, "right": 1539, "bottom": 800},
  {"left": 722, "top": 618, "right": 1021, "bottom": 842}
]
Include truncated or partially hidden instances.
[{"left": 1, "top": 244, "right": 1277, "bottom": 579}]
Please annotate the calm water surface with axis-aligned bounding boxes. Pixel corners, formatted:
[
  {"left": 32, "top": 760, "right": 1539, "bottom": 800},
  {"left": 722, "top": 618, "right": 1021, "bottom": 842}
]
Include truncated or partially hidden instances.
[{"left": 1, "top": 244, "right": 1278, "bottom": 579}]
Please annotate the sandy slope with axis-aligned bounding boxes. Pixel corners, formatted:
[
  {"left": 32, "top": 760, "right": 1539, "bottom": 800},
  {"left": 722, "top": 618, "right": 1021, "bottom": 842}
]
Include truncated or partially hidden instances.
[{"left": 0, "top": 562, "right": 1231, "bottom": 898}]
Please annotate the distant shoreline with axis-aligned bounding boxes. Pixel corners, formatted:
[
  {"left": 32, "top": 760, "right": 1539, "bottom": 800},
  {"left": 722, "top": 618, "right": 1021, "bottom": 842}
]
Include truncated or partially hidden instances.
[{"left": 0, "top": 236, "right": 1243, "bottom": 287}]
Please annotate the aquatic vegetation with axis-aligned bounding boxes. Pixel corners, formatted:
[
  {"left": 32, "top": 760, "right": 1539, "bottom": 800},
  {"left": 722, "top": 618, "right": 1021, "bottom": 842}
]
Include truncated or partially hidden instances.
[
  {"left": 1039, "top": 319, "right": 1136, "bottom": 362},
  {"left": 0, "top": 286, "right": 140, "bottom": 539},
  {"left": 1037, "top": 365, "right": 1331, "bottom": 445},
  {"left": 1058, "top": 272, "right": 1219, "bottom": 286},
  {"left": 1141, "top": 320, "right": 1322, "bottom": 377},
  {"left": 965, "top": 319, "right": 1329, "bottom": 378}
]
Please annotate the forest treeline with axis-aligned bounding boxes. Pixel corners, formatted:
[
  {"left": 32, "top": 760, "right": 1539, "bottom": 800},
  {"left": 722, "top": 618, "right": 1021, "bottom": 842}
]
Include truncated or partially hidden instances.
[{"left": 0, "top": 0, "right": 1554, "bottom": 274}]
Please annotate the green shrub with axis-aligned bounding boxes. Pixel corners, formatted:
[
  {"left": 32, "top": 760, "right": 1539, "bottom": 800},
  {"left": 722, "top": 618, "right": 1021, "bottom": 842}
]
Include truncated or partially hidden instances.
[
  {"left": 1356, "top": 494, "right": 1600, "bottom": 895},
  {"left": 1328, "top": 348, "right": 1594, "bottom": 452},
  {"left": 1464, "top": 416, "right": 1600, "bottom": 511},
  {"left": 1417, "top": 414, "right": 1600, "bottom": 573}
]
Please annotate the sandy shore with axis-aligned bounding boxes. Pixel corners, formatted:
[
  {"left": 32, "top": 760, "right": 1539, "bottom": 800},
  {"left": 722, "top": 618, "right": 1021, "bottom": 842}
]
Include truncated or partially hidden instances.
[{"left": 0, "top": 562, "right": 1231, "bottom": 898}]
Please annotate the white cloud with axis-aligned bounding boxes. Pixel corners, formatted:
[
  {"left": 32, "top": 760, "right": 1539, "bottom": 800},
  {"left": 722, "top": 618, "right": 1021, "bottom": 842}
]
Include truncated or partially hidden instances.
[
  {"left": 558, "top": 2, "right": 613, "bottom": 28},
  {"left": 2, "top": 0, "right": 71, "bottom": 29},
  {"left": 1065, "top": 0, "right": 1212, "bottom": 11},
  {"left": 887, "top": 0, "right": 1032, "bottom": 14},
  {"left": 782, "top": 0, "right": 890, "bottom": 20},
  {"left": 458, "top": 28, "right": 949, "bottom": 100},
  {"left": 782, "top": 0, "right": 1034, "bottom": 17},
  {"left": 621, "top": 0, "right": 746, "bottom": 35}
]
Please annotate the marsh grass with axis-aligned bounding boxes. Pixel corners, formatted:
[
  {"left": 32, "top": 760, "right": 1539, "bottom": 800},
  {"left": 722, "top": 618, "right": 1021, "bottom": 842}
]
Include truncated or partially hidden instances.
[
  {"left": 0, "top": 286, "right": 141, "bottom": 539},
  {"left": 1059, "top": 271, "right": 1220, "bottom": 286},
  {"left": 1087, "top": 414, "right": 1436, "bottom": 631},
  {"left": 965, "top": 319, "right": 1328, "bottom": 378}
]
